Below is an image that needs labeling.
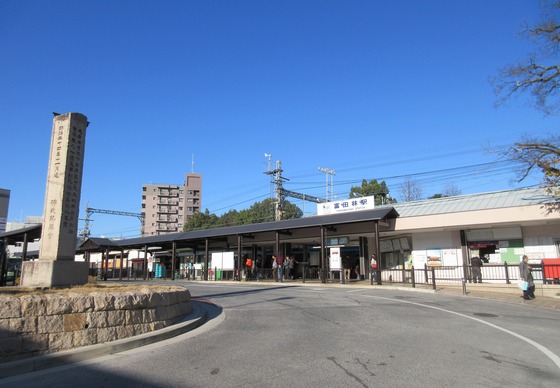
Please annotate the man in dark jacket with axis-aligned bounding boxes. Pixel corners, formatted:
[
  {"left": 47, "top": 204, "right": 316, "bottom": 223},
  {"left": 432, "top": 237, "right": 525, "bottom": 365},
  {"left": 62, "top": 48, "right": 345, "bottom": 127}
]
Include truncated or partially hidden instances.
[{"left": 470, "top": 256, "right": 483, "bottom": 283}]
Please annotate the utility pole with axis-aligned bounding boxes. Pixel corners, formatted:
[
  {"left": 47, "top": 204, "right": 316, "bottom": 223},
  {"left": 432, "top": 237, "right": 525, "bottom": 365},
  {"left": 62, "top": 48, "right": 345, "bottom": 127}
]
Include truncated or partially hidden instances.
[
  {"left": 318, "top": 167, "right": 336, "bottom": 202},
  {"left": 264, "top": 158, "right": 283, "bottom": 220},
  {"left": 265, "top": 158, "right": 327, "bottom": 221}
]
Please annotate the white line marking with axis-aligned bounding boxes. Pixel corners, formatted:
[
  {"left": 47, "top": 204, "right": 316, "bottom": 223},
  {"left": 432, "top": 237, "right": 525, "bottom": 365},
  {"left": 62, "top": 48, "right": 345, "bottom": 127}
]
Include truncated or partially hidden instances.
[{"left": 363, "top": 294, "right": 560, "bottom": 369}]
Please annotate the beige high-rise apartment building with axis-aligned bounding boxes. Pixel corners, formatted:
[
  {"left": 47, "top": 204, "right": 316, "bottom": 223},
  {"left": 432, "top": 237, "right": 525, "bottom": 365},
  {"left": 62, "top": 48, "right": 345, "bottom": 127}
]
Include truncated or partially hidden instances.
[{"left": 141, "top": 173, "right": 202, "bottom": 236}]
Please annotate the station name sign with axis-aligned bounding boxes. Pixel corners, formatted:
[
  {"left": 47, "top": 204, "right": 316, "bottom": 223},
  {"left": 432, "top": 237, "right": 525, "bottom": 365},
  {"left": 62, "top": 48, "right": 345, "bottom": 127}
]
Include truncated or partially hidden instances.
[{"left": 317, "top": 195, "right": 375, "bottom": 215}]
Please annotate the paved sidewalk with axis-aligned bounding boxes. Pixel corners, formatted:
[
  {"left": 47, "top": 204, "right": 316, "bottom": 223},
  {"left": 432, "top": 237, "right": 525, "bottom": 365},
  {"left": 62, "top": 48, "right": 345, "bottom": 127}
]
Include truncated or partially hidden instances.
[
  {"left": 433, "top": 282, "right": 560, "bottom": 311},
  {"left": 342, "top": 280, "right": 560, "bottom": 311},
  {"left": 200, "top": 277, "right": 560, "bottom": 311}
]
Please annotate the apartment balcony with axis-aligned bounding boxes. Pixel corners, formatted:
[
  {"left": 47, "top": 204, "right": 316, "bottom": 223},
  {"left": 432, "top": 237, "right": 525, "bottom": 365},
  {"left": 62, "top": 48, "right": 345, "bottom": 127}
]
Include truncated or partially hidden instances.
[
  {"left": 155, "top": 225, "right": 179, "bottom": 232},
  {"left": 157, "top": 199, "right": 179, "bottom": 205},
  {"left": 158, "top": 191, "right": 179, "bottom": 197},
  {"left": 157, "top": 208, "right": 178, "bottom": 215},
  {"left": 157, "top": 217, "right": 178, "bottom": 223}
]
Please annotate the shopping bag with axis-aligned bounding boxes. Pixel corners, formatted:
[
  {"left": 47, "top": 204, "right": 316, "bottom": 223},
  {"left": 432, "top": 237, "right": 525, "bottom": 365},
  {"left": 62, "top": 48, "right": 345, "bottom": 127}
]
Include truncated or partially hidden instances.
[{"left": 517, "top": 279, "right": 528, "bottom": 291}]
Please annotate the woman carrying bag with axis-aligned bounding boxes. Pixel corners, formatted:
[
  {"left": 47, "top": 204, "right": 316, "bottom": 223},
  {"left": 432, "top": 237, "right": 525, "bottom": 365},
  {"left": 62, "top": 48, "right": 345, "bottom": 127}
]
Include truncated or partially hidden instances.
[{"left": 519, "top": 255, "right": 535, "bottom": 300}]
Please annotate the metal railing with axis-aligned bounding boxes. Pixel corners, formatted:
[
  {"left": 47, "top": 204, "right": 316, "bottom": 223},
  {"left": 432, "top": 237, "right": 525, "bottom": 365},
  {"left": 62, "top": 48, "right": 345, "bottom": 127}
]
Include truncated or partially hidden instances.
[
  {"left": 374, "top": 263, "right": 560, "bottom": 288},
  {"left": 94, "top": 263, "right": 560, "bottom": 289}
]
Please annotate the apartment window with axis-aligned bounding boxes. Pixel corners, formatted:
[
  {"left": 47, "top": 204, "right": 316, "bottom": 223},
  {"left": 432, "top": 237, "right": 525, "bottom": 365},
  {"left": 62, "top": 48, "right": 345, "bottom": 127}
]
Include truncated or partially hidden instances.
[
  {"left": 187, "top": 207, "right": 193, "bottom": 211},
  {"left": 143, "top": 187, "right": 147, "bottom": 191},
  {"left": 179, "top": 198, "right": 183, "bottom": 202},
  {"left": 142, "top": 204, "right": 146, "bottom": 208}
]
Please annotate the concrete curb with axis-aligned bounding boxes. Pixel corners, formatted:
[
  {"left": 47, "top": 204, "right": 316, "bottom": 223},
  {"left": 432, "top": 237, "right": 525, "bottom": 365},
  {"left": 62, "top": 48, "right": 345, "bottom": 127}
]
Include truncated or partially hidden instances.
[{"left": 0, "top": 302, "right": 208, "bottom": 379}]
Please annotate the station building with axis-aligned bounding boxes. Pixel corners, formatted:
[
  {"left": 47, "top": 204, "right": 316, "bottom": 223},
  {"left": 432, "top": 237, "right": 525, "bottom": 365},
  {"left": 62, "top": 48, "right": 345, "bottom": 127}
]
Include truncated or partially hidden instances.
[
  {"left": 2, "top": 186, "right": 559, "bottom": 282},
  {"left": 78, "top": 186, "right": 560, "bottom": 279}
]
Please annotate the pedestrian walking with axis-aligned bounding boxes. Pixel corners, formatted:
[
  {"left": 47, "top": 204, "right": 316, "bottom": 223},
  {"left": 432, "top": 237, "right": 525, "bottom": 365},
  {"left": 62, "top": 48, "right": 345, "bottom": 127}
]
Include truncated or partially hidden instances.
[
  {"left": 343, "top": 256, "right": 352, "bottom": 280},
  {"left": 284, "top": 256, "right": 292, "bottom": 280},
  {"left": 245, "top": 256, "right": 253, "bottom": 280},
  {"left": 370, "top": 254, "right": 378, "bottom": 282},
  {"left": 272, "top": 256, "right": 278, "bottom": 281},
  {"left": 519, "top": 255, "right": 535, "bottom": 300},
  {"left": 289, "top": 255, "right": 297, "bottom": 280},
  {"left": 275, "top": 255, "right": 285, "bottom": 282}
]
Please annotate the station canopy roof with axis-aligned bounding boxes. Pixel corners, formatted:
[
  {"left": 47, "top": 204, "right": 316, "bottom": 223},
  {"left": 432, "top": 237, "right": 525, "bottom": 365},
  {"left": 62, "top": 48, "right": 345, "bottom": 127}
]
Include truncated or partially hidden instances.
[
  {"left": 79, "top": 207, "right": 400, "bottom": 252},
  {"left": 0, "top": 224, "right": 42, "bottom": 245}
]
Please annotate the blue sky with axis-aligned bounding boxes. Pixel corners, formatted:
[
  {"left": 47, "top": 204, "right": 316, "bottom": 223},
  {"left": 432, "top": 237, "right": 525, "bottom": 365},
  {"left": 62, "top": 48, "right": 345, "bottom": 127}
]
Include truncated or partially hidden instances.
[{"left": 1, "top": 0, "right": 557, "bottom": 238}]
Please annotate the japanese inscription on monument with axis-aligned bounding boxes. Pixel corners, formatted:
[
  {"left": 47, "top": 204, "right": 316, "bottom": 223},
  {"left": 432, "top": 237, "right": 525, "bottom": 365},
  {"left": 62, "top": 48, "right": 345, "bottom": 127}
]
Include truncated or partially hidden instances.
[
  {"left": 21, "top": 112, "right": 90, "bottom": 287},
  {"left": 39, "top": 113, "right": 88, "bottom": 260}
]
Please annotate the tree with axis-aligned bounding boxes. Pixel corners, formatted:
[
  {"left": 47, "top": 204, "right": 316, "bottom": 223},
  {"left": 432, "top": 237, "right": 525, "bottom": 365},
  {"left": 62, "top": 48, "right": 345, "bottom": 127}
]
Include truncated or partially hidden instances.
[
  {"left": 428, "top": 183, "right": 462, "bottom": 200},
  {"left": 183, "top": 198, "right": 303, "bottom": 231},
  {"left": 492, "top": 2, "right": 560, "bottom": 211},
  {"left": 276, "top": 199, "right": 304, "bottom": 220},
  {"left": 220, "top": 209, "right": 240, "bottom": 227},
  {"left": 443, "top": 183, "right": 462, "bottom": 197},
  {"left": 398, "top": 177, "right": 423, "bottom": 202},
  {"left": 348, "top": 179, "right": 395, "bottom": 205},
  {"left": 492, "top": 1, "right": 560, "bottom": 115},
  {"left": 245, "top": 198, "right": 276, "bottom": 223},
  {"left": 504, "top": 135, "right": 560, "bottom": 212},
  {"left": 183, "top": 209, "right": 221, "bottom": 231}
]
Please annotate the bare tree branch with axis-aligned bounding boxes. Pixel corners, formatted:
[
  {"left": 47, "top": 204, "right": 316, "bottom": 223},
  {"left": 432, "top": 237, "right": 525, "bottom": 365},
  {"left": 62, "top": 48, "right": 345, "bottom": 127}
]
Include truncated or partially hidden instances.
[{"left": 492, "top": 1, "right": 560, "bottom": 114}]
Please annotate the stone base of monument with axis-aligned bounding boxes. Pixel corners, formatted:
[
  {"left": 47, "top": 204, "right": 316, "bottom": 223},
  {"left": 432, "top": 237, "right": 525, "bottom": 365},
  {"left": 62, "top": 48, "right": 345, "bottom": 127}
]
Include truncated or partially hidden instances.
[
  {"left": 0, "top": 285, "right": 192, "bottom": 364},
  {"left": 21, "top": 261, "right": 89, "bottom": 288}
]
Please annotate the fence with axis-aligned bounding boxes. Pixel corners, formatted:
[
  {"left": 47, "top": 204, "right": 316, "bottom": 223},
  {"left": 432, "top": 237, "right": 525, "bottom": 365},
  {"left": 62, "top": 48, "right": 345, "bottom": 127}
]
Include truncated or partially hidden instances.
[
  {"left": 375, "top": 263, "right": 560, "bottom": 289},
  {"left": 94, "top": 263, "right": 560, "bottom": 288}
]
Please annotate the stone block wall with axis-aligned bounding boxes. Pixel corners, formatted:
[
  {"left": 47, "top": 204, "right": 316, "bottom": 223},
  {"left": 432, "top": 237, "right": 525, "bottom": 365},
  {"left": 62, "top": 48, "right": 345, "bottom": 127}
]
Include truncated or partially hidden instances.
[{"left": 0, "top": 286, "right": 192, "bottom": 362}]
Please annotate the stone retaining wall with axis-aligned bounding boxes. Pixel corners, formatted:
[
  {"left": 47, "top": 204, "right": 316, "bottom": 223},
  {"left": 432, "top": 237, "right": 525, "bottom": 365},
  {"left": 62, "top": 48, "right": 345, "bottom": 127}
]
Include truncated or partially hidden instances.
[{"left": 0, "top": 285, "right": 192, "bottom": 362}]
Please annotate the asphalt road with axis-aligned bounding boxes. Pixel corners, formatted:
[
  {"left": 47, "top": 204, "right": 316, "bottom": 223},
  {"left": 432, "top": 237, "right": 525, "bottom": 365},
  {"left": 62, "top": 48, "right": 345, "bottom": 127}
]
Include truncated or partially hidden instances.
[{"left": 2, "top": 282, "right": 560, "bottom": 388}]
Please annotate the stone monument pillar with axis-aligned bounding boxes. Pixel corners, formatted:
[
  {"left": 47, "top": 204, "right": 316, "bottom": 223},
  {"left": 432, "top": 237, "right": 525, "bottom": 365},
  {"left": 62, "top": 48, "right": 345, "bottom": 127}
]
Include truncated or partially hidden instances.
[{"left": 21, "top": 113, "right": 90, "bottom": 287}]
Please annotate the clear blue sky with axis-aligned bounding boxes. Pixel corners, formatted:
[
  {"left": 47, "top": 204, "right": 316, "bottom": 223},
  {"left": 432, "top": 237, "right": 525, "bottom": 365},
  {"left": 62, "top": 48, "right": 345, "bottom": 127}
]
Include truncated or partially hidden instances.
[{"left": 1, "top": 0, "right": 557, "bottom": 238}]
